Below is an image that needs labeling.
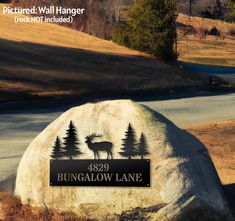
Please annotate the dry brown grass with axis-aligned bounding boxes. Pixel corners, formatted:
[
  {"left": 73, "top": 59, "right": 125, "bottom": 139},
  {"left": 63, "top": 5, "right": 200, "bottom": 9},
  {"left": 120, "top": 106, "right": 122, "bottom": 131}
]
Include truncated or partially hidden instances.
[
  {"left": 187, "top": 120, "right": 235, "bottom": 185},
  {"left": 177, "top": 14, "right": 235, "bottom": 66},
  {"left": 1, "top": 4, "right": 235, "bottom": 68},
  {"left": 0, "top": 192, "right": 85, "bottom": 221},
  {"left": 178, "top": 13, "right": 235, "bottom": 34},
  {"left": 178, "top": 35, "right": 235, "bottom": 66},
  {"left": 0, "top": 3, "right": 197, "bottom": 101},
  {"left": 0, "top": 80, "right": 73, "bottom": 97},
  {"left": 0, "top": 4, "right": 139, "bottom": 56},
  {"left": 187, "top": 120, "right": 235, "bottom": 213}
]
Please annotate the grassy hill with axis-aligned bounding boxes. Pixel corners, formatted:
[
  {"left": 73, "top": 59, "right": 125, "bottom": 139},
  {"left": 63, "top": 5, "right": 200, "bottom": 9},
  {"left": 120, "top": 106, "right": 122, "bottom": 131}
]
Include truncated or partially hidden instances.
[
  {"left": 178, "top": 14, "right": 235, "bottom": 66},
  {"left": 0, "top": 4, "right": 197, "bottom": 102}
]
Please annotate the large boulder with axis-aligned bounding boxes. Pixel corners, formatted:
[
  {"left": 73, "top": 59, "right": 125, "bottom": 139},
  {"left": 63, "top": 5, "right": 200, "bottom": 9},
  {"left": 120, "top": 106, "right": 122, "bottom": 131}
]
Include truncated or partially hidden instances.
[{"left": 15, "top": 100, "right": 233, "bottom": 220}]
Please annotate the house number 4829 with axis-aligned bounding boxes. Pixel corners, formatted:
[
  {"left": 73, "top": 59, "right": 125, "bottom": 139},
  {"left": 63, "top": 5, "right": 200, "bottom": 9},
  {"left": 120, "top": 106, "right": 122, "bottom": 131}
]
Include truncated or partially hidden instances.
[{"left": 87, "top": 163, "right": 110, "bottom": 172}]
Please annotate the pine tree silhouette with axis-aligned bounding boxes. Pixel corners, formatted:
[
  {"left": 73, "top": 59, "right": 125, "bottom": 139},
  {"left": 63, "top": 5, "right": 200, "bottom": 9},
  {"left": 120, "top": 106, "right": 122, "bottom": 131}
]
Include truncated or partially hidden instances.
[
  {"left": 63, "top": 121, "right": 82, "bottom": 160},
  {"left": 51, "top": 136, "right": 63, "bottom": 160},
  {"left": 137, "top": 133, "right": 149, "bottom": 159},
  {"left": 119, "top": 123, "right": 137, "bottom": 159}
]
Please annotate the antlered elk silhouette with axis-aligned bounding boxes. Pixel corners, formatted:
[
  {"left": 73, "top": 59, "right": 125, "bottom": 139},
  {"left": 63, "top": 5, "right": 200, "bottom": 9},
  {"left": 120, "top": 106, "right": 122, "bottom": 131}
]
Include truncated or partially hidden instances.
[{"left": 85, "top": 134, "right": 113, "bottom": 159}]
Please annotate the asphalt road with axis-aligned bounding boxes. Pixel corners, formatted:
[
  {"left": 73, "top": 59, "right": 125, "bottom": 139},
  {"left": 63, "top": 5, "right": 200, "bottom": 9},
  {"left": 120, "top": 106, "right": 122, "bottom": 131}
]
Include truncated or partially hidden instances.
[{"left": 182, "top": 62, "right": 235, "bottom": 83}]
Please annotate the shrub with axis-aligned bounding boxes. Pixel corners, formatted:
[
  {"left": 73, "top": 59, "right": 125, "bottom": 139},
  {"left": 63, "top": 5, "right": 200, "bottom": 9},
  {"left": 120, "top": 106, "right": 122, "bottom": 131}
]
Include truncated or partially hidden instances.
[
  {"left": 0, "top": 192, "right": 85, "bottom": 221},
  {"left": 112, "top": 22, "right": 131, "bottom": 47},
  {"left": 112, "top": 0, "right": 178, "bottom": 61},
  {"left": 209, "top": 26, "right": 220, "bottom": 36},
  {"left": 230, "top": 28, "right": 235, "bottom": 36}
]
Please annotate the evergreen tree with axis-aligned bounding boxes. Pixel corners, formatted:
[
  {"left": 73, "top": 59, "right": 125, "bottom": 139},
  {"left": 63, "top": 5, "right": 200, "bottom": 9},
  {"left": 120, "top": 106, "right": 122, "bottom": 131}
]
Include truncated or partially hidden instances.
[
  {"left": 51, "top": 136, "right": 63, "bottom": 160},
  {"left": 119, "top": 123, "right": 137, "bottom": 159},
  {"left": 63, "top": 121, "right": 82, "bottom": 160},
  {"left": 113, "top": 0, "right": 177, "bottom": 60},
  {"left": 112, "top": 21, "right": 131, "bottom": 46},
  {"left": 136, "top": 133, "right": 149, "bottom": 159}
]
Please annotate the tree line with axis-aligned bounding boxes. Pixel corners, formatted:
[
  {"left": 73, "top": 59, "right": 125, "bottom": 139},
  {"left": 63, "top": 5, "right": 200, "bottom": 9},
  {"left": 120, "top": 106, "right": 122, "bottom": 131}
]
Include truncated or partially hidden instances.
[{"left": 51, "top": 121, "right": 149, "bottom": 160}]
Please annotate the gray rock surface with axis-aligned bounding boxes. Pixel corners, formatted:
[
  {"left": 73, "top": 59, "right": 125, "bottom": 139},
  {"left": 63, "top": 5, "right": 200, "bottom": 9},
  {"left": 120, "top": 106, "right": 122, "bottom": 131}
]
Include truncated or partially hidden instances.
[{"left": 15, "top": 100, "right": 233, "bottom": 220}]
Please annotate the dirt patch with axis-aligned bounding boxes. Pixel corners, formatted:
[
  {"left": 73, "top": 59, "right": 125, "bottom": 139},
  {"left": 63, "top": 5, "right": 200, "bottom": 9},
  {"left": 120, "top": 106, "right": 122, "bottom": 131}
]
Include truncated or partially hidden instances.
[
  {"left": 187, "top": 120, "right": 235, "bottom": 185},
  {"left": 187, "top": 120, "right": 235, "bottom": 214}
]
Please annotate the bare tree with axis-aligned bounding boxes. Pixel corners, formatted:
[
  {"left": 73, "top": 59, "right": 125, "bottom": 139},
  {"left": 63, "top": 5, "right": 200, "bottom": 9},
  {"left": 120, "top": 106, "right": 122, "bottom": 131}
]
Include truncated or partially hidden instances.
[{"left": 189, "top": 0, "right": 194, "bottom": 16}]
